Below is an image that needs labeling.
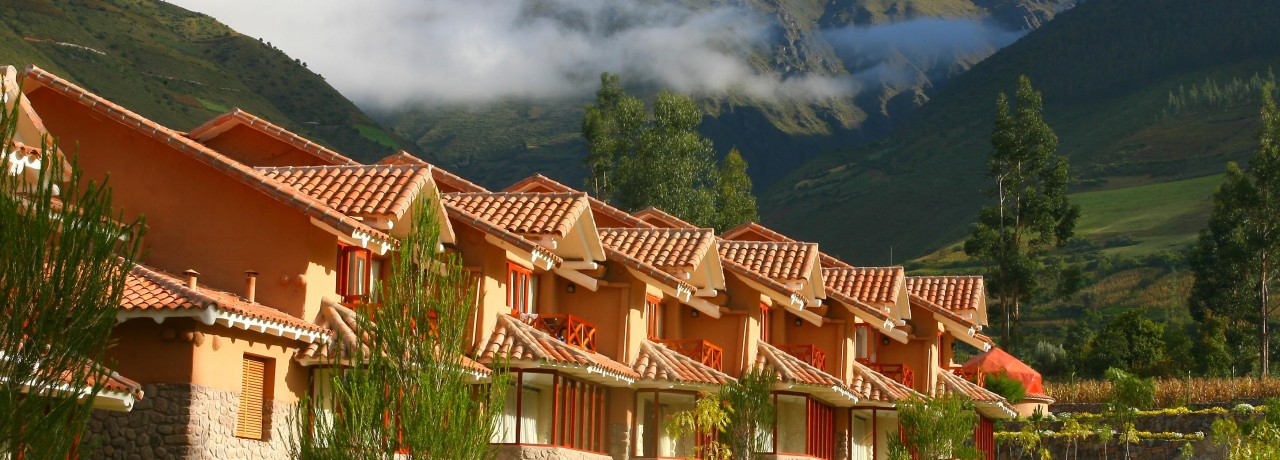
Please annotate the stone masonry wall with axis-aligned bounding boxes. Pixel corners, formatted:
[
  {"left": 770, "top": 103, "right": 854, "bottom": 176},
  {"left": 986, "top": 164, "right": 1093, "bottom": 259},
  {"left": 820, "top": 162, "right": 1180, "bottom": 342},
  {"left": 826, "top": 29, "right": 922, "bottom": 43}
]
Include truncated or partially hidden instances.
[
  {"left": 492, "top": 444, "right": 614, "bottom": 460},
  {"left": 87, "top": 383, "right": 295, "bottom": 460},
  {"left": 997, "top": 412, "right": 1263, "bottom": 460}
]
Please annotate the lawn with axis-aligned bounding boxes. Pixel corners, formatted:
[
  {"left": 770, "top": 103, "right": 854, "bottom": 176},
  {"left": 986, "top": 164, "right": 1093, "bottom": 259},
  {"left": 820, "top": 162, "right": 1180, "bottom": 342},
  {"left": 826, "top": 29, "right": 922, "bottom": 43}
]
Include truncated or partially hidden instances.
[{"left": 1069, "top": 174, "right": 1223, "bottom": 257}]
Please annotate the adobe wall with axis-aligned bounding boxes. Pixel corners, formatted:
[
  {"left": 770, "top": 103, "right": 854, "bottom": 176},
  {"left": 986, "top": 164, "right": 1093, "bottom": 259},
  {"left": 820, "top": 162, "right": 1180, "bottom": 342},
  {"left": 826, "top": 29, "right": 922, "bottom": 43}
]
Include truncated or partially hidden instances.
[
  {"left": 199, "top": 123, "right": 338, "bottom": 168},
  {"left": 87, "top": 383, "right": 295, "bottom": 460}
]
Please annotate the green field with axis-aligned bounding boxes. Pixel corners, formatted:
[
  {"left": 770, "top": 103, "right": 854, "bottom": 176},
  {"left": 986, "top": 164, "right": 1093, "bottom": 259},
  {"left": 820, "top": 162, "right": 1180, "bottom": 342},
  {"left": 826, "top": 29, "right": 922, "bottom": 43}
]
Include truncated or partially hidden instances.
[{"left": 1070, "top": 174, "right": 1222, "bottom": 257}]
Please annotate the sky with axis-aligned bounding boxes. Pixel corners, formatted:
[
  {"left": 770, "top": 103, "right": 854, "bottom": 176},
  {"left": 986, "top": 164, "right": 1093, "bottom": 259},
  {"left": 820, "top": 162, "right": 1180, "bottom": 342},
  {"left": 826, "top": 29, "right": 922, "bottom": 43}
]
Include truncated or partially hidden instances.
[{"left": 166, "top": 0, "right": 1023, "bottom": 110}]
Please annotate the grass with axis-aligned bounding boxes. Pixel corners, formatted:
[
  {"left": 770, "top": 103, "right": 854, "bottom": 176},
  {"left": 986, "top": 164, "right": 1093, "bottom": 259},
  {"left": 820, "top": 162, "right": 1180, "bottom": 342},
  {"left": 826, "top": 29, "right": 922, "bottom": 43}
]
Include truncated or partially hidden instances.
[
  {"left": 195, "top": 97, "right": 228, "bottom": 113},
  {"left": 1070, "top": 174, "right": 1222, "bottom": 257},
  {"left": 355, "top": 123, "right": 401, "bottom": 150}
]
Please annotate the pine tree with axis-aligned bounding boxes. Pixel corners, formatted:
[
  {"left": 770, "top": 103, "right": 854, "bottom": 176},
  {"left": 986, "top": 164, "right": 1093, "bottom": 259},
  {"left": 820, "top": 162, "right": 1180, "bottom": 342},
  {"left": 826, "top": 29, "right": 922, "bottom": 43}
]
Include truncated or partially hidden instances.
[
  {"left": 1189, "top": 82, "right": 1280, "bottom": 376},
  {"left": 0, "top": 93, "right": 145, "bottom": 456},
  {"left": 715, "top": 148, "right": 759, "bottom": 232},
  {"left": 964, "top": 75, "right": 1080, "bottom": 350},
  {"left": 294, "top": 194, "right": 506, "bottom": 459}
]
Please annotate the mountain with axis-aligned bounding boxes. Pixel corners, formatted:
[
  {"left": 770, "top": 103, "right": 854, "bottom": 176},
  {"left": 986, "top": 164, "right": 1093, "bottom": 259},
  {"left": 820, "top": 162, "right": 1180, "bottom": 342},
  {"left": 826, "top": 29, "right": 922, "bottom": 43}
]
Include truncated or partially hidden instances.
[
  {"left": 0, "top": 0, "right": 413, "bottom": 162},
  {"left": 764, "top": 0, "right": 1280, "bottom": 263},
  {"left": 378, "top": 0, "right": 1074, "bottom": 190}
]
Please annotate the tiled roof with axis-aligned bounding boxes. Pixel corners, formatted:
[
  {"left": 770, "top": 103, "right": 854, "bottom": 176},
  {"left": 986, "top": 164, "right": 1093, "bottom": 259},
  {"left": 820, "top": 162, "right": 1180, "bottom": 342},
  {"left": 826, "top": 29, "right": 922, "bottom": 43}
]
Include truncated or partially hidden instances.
[
  {"left": 187, "top": 109, "right": 358, "bottom": 166},
  {"left": 936, "top": 369, "right": 1015, "bottom": 418},
  {"left": 907, "top": 276, "right": 984, "bottom": 313},
  {"left": 505, "top": 174, "right": 652, "bottom": 229},
  {"left": 599, "top": 227, "right": 715, "bottom": 270},
  {"left": 21, "top": 66, "right": 395, "bottom": 249},
  {"left": 634, "top": 207, "right": 696, "bottom": 229},
  {"left": 97, "top": 369, "right": 144, "bottom": 400},
  {"left": 721, "top": 222, "right": 852, "bottom": 269},
  {"left": 718, "top": 240, "right": 818, "bottom": 281},
  {"left": 909, "top": 294, "right": 976, "bottom": 328},
  {"left": 477, "top": 315, "right": 638, "bottom": 383},
  {"left": 823, "top": 267, "right": 904, "bottom": 307},
  {"left": 442, "top": 202, "right": 563, "bottom": 268},
  {"left": 848, "top": 360, "right": 921, "bottom": 403},
  {"left": 376, "top": 151, "right": 489, "bottom": 193},
  {"left": 442, "top": 192, "right": 588, "bottom": 238},
  {"left": 122, "top": 264, "right": 329, "bottom": 335},
  {"left": 603, "top": 245, "right": 696, "bottom": 296},
  {"left": 295, "top": 300, "right": 490, "bottom": 376},
  {"left": 755, "top": 341, "right": 843, "bottom": 387},
  {"left": 633, "top": 340, "right": 734, "bottom": 385},
  {"left": 257, "top": 165, "right": 431, "bottom": 219}
]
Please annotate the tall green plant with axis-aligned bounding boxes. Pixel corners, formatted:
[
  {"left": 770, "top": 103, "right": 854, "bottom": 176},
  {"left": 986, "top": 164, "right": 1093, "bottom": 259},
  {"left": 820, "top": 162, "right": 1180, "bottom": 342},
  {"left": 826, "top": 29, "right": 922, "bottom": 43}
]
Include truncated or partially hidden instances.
[
  {"left": 665, "top": 393, "right": 731, "bottom": 460},
  {"left": 1104, "top": 368, "right": 1155, "bottom": 460},
  {"left": 888, "top": 395, "right": 981, "bottom": 460},
  {"left": 719, "top": 369, "right": 777, "bottom": 459},
  {"left": 964, "top": 75, "right": 1080, "bottom": 350},
  {"left": 1189, "top": 82, "right": 1280, "bottom": 376},
  {"left": 294, "top": 194, "right": 506, "bottom": 459},
  {"left": 715, "top": 148, "right": 759, "bottom": 232},
  {"left": 0, "top": 89, "right": 145, "bottom": 456}
]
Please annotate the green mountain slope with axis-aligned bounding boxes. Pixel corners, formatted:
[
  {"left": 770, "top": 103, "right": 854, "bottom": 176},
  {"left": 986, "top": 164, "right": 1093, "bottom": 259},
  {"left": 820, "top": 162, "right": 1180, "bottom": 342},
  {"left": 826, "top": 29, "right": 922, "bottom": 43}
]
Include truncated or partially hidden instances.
[
  {"left": 380, "top": 0, "right": 1073, "bottom": 190},
  {"left": 765, "top": 0, "right": 1280, "bottom": 263},
  {"left": 0, "top": 0, "right": 413, "bottom": 162}
]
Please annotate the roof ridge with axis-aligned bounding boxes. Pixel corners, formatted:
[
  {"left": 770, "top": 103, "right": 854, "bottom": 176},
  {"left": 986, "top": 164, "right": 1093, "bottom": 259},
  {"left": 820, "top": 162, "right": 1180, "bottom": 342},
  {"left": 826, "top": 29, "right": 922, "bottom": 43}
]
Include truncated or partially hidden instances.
[{"left": 23, "top": 66, "right": 394, "bottom": 248}]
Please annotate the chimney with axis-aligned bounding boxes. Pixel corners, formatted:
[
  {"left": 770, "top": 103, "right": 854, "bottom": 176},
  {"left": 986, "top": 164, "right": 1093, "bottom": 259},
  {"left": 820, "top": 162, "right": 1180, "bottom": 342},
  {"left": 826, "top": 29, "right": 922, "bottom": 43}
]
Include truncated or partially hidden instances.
[
  {"left": 244, "top": 270, "right": 259, "bottom": 303},
  {"left": 182, "top": 269, "right": 200, "bottom": 290}
]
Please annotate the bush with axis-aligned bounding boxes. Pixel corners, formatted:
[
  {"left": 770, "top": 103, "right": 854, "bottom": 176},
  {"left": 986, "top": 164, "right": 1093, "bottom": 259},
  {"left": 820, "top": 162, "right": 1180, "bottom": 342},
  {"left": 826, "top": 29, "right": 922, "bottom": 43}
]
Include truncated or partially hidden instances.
[{"left": 985, "top": 372, "right": 1029, "bottom": 403}]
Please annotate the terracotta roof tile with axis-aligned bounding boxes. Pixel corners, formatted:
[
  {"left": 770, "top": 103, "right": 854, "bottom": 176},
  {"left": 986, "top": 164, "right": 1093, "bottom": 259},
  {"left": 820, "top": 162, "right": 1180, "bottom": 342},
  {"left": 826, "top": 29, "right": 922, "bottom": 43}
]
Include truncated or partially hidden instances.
[
  {"left": 823, "top": 267, "right": 904, "bottom": 308},
  {"left": 907, "top": 276, "right": 984, "bottom": 313},
  {"left": 477, "top": 315, "right": 638, "bottom": 383},
  {"left": 599, "top": 227, "right": 715, "bottom": 270},
  {"left": 755, "top": 341, "right": 843, "bottom": 387},
  {"left": 936, "top": 368, "right": 1015, "bottom": 418},
  {"left": 718, "top": 240, "right": 818, "bottom": 282},
  {"left": 634, "top": 207, "right": 696, "bottom": 229},
  {"left": 122, "top": 264, "right": 329, "bottom": 335},
  {"left": 633, "top": 340, "right": 734, "bottom": 385},
  {"left": 909, "top": 294, "right": 976, "bottom": 328},
  {"left": 848, "top": 360, "right": 921, "bottom": 403},
  {"left": 187, "top": 109, "right": 358, "bottom": 166},
  {"left": 257, "top": 165, "right": 431, "bottom": 219},
  {"left": 505, "top": 174, "right": 652, "bottom": 229},
  {"left": 376, "top": 151, "right": 489, "bottom": 193},
  {"left": 294, "top": 300, "right": 490, "bottom": 376},
  {"left": 442, "top": 202, "right": 563, "bottom": 268},
  {"left": 442, "top": 192, "right": 588, "bottom": 238},
  {"left": 602, "top": 245, "right": 695, "bottom": 296},
  {"left": 21, "top": 66, "right": 395, "bottom": 249},
  {"left": 721, "top": 222, "right": 852, "bottom": 269}
]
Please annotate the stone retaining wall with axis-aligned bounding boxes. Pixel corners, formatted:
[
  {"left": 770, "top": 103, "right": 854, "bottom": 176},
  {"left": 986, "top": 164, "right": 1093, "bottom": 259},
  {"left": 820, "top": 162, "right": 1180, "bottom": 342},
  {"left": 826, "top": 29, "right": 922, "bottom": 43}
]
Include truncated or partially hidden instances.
[
  {"left": 87, "top": 383, "right": 294, "bottom": 459},
  {"left": 997, "top": 411, "right": 1263, "bottom": 460}
]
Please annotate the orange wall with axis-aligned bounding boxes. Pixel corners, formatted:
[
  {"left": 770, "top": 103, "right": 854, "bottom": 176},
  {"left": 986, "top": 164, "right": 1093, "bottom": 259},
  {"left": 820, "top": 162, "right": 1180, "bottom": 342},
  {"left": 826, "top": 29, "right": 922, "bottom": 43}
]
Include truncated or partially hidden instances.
[
  {"left": 199, "top": 124, "right": 337, "bottom": 167},
  {"left": 27, "top": 86, "right": 340, "bottom": 320},
  {"left": 190, "top": 324, "right": 311, "bottom": 403},
  {"left": 107, "top": 319, "right": 196, "bottom": 384}
]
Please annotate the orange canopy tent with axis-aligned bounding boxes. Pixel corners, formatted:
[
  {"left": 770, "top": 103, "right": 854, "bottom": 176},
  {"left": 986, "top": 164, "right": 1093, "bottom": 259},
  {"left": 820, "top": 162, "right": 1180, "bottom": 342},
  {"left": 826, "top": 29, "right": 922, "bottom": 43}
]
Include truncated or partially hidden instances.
[{"left": 961, "top": 347, "right": 1046, "bottom": 396}]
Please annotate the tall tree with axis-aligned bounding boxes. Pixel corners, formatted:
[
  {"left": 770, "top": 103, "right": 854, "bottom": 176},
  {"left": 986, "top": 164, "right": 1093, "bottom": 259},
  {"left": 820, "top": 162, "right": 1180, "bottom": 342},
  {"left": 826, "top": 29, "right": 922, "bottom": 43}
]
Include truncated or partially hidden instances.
[
  {"left": 582, "top": 73, "right": 758, "bottom": 230},
  {"left": 295, "top": 194, "right": 506, "bottom": 459},
  {"left": 0, "top": 101, "right": 145, "bottom": 455},
  {"left": 719, "top": 369, "right": 776, "bottom": 460},
  {"left": 715, "top": 147, "right": 759, "bottom": 232},
  {"left": 1189, "top": 82, "right": 1280, "bottom": 376},
  {"left": 964, "top": 75, "right": 1079, "bottom": 350}
]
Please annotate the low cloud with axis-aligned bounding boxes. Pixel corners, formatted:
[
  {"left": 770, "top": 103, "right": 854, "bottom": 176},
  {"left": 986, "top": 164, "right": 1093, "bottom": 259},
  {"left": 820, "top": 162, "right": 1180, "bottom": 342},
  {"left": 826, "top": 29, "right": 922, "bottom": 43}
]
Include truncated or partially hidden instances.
[{"left": 168, "top": 1, "right": 1025, "bottom": 108}]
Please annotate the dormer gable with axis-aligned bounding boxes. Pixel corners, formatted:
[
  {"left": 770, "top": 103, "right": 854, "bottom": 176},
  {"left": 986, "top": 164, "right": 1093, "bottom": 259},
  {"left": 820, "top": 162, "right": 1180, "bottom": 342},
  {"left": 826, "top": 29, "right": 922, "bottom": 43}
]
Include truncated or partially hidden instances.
[{"left": 187, "top": 109, "right": 358, "bottom": 167}]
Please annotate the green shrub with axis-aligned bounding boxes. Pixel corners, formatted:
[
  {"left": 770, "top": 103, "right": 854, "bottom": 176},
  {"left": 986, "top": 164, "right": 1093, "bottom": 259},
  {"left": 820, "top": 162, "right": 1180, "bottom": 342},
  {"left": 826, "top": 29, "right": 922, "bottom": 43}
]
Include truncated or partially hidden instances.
[{"left": 984, "top": 372, "right": 1029, "bottom": 403}]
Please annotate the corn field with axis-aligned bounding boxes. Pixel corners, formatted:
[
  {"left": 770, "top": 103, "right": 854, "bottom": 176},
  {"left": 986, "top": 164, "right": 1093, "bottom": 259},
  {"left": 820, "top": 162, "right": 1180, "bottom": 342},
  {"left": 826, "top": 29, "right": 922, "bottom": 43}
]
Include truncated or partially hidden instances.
[{"left": 1048, "top": 378, "right": 1280, "bottom": 406}]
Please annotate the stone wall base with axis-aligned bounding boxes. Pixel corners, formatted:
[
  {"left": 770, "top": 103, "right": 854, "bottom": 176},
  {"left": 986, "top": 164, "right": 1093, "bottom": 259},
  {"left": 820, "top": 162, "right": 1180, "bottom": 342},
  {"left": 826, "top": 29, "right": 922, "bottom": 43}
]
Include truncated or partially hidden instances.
[
  {"left": 492, "top": 444, "right": 614, "bottom": 460},
  {"left": 87, "top": 383, "right": 295, "bottom": 460}
]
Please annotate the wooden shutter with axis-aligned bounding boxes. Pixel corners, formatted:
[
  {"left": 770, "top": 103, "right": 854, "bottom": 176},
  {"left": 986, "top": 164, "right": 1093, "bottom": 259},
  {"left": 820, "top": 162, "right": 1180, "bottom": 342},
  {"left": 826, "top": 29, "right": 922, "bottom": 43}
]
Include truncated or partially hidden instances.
[{"left": 236, "top": 356, "right": 267, "bottom": 439}]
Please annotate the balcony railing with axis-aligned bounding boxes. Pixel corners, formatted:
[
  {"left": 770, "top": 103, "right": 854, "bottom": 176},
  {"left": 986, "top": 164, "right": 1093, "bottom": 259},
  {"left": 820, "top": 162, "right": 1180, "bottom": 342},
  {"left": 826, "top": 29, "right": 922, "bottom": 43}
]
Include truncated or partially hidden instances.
[
  {"left": 946, "top": 365, "right": 984, "bottom": 386},
  {"left": 656, "top": 339, "right": 725, "bottom": 371},
  {"left": 779, "top": 344, "right": 827, "bottom": 370},
  {"left": 528, "top": 314, "right": 597, "bottom": 352},
  {"left": 862, "top": 361, "right": 916, "bottom": 389}
]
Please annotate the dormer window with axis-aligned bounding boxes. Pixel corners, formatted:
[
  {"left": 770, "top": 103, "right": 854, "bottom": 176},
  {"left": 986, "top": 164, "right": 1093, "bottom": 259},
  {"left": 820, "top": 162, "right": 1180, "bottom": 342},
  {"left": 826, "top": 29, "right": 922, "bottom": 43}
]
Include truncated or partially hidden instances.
[
  {"left": 645, "top": 295, "right": 663, "bottom": 339},
  {"left": 338, "top": 246, "right": 372, "bottom": 303},
  {"left": 507, "top": 262, "right": 536, "bottom": 316}
]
